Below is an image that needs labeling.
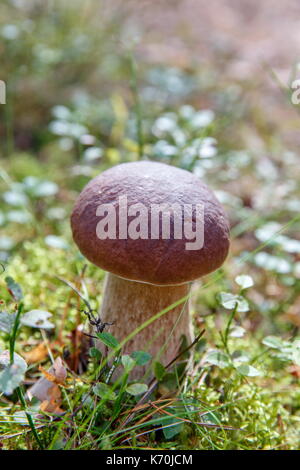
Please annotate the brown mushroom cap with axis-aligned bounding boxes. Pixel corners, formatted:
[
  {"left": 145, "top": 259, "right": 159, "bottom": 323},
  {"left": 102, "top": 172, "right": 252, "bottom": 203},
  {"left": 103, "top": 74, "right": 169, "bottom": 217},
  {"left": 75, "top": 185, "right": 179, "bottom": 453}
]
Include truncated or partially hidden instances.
[{"left": 71, "top": 161, "right": 230, "bottom": 285}]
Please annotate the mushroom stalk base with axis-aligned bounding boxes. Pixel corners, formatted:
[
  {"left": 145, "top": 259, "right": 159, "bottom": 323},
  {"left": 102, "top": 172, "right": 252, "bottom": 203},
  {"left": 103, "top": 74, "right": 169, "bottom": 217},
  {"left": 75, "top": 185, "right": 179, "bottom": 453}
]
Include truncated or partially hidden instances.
[{"left": 100, "top": 273, "right": 192, "bottom": 379}]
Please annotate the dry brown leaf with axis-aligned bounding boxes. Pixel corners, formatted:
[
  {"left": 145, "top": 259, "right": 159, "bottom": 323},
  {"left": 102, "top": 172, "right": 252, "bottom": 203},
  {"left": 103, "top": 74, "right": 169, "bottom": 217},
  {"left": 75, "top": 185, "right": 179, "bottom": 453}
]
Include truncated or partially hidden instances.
[
  {"left": 27, "top": 357, "right": 67, "bottom": 414},
  {"left": 23, "top": 343, "right": 48, "bottom": 364},
  {"left": 38, "top": 364, "right": 66, "bottom": 385},
  {"left": 39, "top": 384, "right": 63, "bottom": 414}
]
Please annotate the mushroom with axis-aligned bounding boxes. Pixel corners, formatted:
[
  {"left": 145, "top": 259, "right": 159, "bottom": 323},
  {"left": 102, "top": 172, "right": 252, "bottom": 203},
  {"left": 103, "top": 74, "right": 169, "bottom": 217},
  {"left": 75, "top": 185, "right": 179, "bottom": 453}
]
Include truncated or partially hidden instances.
[{"left": 71, "top": 161, "right": 229, "bottom": 377}]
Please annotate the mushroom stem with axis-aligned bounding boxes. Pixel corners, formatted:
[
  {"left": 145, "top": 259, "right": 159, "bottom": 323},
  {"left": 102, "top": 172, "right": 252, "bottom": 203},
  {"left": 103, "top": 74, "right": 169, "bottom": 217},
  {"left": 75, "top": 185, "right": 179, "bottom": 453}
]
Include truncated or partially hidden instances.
[{"left": 100, "top": 273, "right": 193, "bottom": 377}]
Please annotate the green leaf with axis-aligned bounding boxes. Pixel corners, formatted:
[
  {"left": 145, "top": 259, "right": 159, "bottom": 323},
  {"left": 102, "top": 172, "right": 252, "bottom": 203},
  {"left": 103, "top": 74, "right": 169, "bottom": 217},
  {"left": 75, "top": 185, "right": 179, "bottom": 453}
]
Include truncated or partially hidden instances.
[
  {"left": 235, "top": 275, "right": 254, "bottom": 289},
  {"left": 126, "top": 383, "right": 148, "bottom": 396},
  {"left": 97, "top": 332, "right": 119, "bottom": 350},
  {"left": 131, "top": 351, "right": 152, "bottom": 366},
  {"left": 292, "top": 339, "right": 300, "bottom": 366},
  {"left": 0, "top": 237, "right": 15, "bottom": 251},
  {"left": 205, "top": 350, "right": 230, "bottom": 368},
  {"left": 232, "top": 350, "right": 250, "bottom": 364},
  {"left": 262, "top": 336, "right": 285, "bottom": 350},
  {"left": 7, "top": 210, "right": 31, "bottom": 224},
  {"left": 121, "top": 354, "right": 136, "bottom": 372},
  {"left": 201, "top": 411, "right": 221, "bottom": 425},
  {"left": 3, "top": 191, "right": 28, "bottom": 207},
  {"left": 44, "top": 235, "right": 69, "bottom": 250},
  {"left": 21, "top": 310, "right": 55, "bottom": 330},
  {"left": 32, "top": 181, "right": 58, "bottom": 198},
  {"left": 159, "top": 372, "right": 178, "bottom": 392},
  {"left": 0, "top": 351, "right": 27, "bottom": 395},
  {"left": 5, "top": 276, "right": 23, "bottom": 301},
  {"left": 162, "top": 418, "right": 183, "bottom": 439},
  {"left": 255, "top": 222, "right": 281, "bottom": 243},
  {"left": 89, "top": 347, "right": 102, "bottom": 360},
  {"left": 254, "top": 252, "right": 291, "bottom": 274},
  {"left": 153, "top": 361, "right": 166, "bottom": 380},
  {"left": 0, "top": 311, "right": 17, "bottom": 334},
  {"left": 236, "top": 364, "right": 262, "bottom": 377},
  {"left": 229, "top": 326, "right": 246, "bottom": 338},
  {"left": 219, "top": 292, "right": 249, "bottom": 312},
  {"left": 93, "top": 382, "right": 116, "bottom": 401}
]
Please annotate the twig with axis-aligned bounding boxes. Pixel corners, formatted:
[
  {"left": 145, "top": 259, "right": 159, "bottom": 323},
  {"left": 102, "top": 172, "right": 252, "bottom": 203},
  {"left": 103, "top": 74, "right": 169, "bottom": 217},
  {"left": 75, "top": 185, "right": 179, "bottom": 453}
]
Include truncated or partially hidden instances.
[{"left": 55, "top": 276, "right": 92, "bottom": 312}]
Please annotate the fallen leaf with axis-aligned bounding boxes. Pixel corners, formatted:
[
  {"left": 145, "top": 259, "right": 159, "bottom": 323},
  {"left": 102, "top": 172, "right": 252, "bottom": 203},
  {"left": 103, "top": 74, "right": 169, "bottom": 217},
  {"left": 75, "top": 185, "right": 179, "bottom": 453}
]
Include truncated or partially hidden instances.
[
  {"left": 23, "top": 343, "right": 48, "bottom": 364},
  {"left": 27, "top": 357, "right": 67, "bottom": 414},
  {"left": 40, "top": 385, "right": 63, "bottom": 414}
]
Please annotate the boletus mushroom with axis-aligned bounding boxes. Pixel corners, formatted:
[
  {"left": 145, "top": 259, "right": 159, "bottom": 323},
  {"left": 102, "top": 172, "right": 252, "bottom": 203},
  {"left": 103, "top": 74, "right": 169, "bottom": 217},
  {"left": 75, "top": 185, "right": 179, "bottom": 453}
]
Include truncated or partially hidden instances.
[{"left": 71, "top": 161, "right": 229, "bottom": 377}]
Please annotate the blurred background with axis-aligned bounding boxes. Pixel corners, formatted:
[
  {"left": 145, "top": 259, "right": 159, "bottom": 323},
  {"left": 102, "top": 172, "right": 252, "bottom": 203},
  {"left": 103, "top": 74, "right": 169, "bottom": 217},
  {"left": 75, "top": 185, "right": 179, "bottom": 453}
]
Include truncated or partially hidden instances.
[{"left": 1, "top": 0, "right": 299, "bottom": 281}]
